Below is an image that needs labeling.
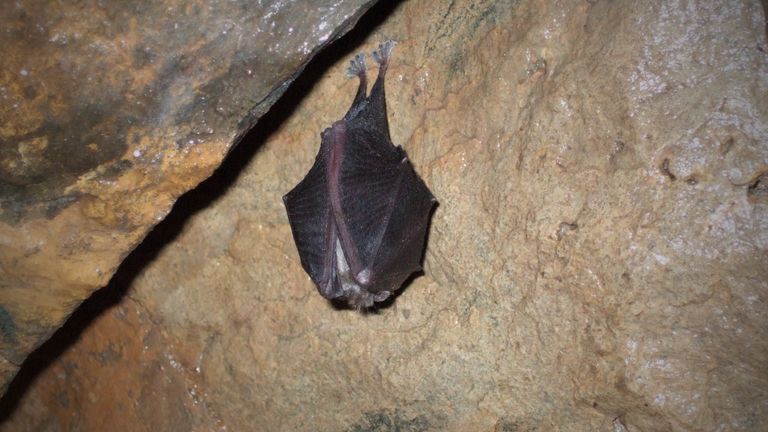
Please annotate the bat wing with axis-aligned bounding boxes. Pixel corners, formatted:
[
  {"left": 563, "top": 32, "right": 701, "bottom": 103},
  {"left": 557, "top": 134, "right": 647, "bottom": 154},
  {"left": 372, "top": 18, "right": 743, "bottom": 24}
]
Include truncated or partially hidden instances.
[
  {"left": 367, "top": 160, "right": 435, "bottom": 292},
  {"left": 283, "top": 132, "right": 339, "bottom": 299},
  {"left": 339, "top": 123, "right": 436, "bottom": 294}
]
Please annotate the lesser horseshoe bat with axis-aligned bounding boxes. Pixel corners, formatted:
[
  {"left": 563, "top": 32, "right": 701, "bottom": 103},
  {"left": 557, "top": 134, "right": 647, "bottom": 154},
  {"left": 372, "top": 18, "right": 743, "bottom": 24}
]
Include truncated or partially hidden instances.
[{"left": 283, "top": 41, "right": 437, "bottom": 309}]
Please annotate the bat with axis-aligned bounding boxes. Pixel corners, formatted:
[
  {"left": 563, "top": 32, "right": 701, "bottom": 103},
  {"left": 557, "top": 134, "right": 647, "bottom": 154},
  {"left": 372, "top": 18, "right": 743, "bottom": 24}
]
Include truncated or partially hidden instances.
[{"left": 283, "top": 41, "right": 437, "bottom": 309}]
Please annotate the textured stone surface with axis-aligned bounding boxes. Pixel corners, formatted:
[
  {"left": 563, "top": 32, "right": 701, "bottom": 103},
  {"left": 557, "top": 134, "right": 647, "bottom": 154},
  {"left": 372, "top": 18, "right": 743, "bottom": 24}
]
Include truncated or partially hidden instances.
[
  {"left": 2, "top": 0, "right": 768, "bottom": 431},
  {"left": 0, "top": 0, "right": 376, "bottom": 389}
]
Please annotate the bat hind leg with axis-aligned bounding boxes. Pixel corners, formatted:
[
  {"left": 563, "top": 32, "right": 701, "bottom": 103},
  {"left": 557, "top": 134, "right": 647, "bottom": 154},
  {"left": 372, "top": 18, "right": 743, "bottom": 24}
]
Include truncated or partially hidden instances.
[{"left": 344, "top": 53, "right": 368, "bottom": 118}]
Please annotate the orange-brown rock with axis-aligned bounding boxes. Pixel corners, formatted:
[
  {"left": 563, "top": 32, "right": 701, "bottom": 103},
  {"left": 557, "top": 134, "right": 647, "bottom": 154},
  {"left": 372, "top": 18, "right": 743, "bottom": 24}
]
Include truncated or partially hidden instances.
[{"left": 0, "top": 0, "right": 376, "bottom": 390}]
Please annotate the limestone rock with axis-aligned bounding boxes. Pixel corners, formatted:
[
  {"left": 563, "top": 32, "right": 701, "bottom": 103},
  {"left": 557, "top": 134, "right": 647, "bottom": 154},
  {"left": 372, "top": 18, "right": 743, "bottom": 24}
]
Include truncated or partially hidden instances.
[
  {"left": 0, "top": 0, "right": 377, "bottom": 390},
  {"left": 2, "top": 0, "right": 767, "bottom": 431}
]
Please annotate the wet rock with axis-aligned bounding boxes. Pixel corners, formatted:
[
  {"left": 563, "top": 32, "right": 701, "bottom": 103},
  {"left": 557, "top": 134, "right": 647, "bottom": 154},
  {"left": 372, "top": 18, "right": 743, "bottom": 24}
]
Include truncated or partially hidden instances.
[
  {"left": 2, "top": 0, "right": 767, "bottom": 431},
  {"left": 0, "top": 0, "right": 377, "bottom": 389}
]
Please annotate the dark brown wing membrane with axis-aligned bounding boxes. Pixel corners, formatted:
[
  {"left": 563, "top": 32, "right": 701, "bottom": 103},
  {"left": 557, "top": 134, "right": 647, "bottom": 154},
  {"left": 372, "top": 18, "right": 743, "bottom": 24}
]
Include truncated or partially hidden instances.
[
  {"left": 364, "top": 159, "right": 435, "bottom": 292},
  {"left": 283, "top": 133, "right": 339, "bottom": 298},
  {"left": 338, "top": 125, "right": 402, "bottom": 271}
]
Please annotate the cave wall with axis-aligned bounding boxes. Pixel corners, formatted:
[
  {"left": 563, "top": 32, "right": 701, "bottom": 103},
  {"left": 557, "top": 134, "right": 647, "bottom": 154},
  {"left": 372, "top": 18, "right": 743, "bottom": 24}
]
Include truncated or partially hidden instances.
[{"left": 1, "top": 0, "right": 767, "bottom": 431}]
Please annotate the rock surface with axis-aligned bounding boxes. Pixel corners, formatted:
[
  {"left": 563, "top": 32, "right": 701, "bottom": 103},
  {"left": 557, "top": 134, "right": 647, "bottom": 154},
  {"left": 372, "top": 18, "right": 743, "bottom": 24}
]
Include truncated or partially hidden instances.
[
  {"left": 0, "top": 0, "right": 376, "bottom": 390},
  {"left": 2, "top": 0, "right": 768, "bottom": 431}
]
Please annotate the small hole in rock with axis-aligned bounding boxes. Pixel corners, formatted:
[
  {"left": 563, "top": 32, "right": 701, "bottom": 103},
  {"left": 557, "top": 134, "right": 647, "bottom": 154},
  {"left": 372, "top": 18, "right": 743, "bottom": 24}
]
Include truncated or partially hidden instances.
[
  {"left": 660, "top": 158, "right": 676, "bottom": 181},
  {"left": 747, "top": 172, "right": 768, "bottom": 197}
]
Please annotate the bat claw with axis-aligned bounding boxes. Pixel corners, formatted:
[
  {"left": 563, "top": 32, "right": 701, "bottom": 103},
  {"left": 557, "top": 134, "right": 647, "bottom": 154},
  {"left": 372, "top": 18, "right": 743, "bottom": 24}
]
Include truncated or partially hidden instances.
[
  {"left": 372, "top": 40, "right": 396, "bottom": 67},
  {"left": 346, "top": 52, "right": 367, "bottom": 78}
]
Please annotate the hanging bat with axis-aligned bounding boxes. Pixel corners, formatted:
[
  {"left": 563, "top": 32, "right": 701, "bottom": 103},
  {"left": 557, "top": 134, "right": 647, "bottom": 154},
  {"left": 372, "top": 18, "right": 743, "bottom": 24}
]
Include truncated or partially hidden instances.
[{"left": 283, "top": 41, "right": 437, "bottom": 309}]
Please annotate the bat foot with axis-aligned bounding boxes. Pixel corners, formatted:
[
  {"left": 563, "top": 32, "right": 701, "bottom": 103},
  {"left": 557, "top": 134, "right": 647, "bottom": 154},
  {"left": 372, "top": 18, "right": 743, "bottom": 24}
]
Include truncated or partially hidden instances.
[
  {"left": 372, "top": 40, "right": 396, "bottom": 68},
  {"left": 346, "top": 52, "right": 367, "bottom": 78}
]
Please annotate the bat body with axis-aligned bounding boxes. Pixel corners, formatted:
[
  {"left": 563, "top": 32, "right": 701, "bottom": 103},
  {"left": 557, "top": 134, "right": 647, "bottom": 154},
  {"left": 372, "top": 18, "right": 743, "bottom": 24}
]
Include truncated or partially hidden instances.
[{"left": 283, "top": 41, "right": 437, "bottom": 308}]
